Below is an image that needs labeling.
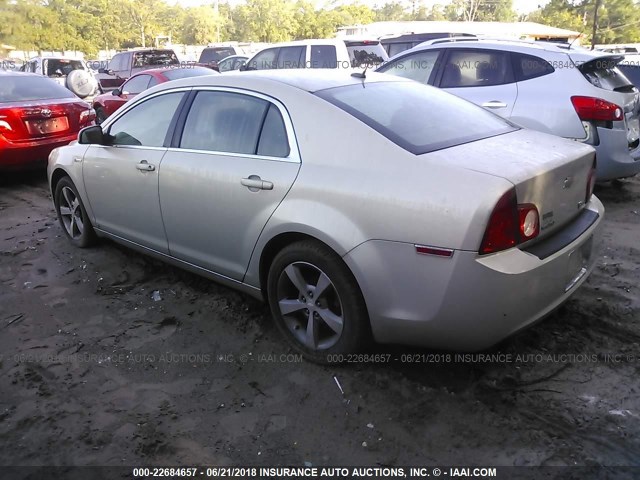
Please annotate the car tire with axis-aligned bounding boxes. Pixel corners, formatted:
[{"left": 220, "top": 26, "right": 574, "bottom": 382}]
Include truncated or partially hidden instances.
[
  {"left": 54, "top": 177, "right": 97, "bottom": 248},
  {"left": 267, "top": 240, "right": 370, "bottom": 363},
  {"left": 95, "top": 106, "right": 107, "bottom": 125}
]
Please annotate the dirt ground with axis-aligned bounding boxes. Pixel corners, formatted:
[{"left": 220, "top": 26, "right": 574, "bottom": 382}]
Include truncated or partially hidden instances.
[{"left": 0, "top": 170, "right": 639, "bottom": 470}]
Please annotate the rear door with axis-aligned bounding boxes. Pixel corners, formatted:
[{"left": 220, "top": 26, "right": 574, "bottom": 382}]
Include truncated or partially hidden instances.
[
  {"left": 436, "top": 48, "right": 517, "bottom": 118},
  {"left": 158, "top": 88, "right": 300, "bottom": 280}
]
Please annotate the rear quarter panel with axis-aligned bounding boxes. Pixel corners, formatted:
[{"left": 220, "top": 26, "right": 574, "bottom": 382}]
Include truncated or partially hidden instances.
[{"left": 242, "top": 81, "right": 513, "bottom": 286}]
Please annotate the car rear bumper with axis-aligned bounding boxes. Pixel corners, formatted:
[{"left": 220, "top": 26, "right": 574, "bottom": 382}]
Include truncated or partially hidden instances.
[
  {"left": 343, "top": 196, "right": 604, "bottom": 351},
  {"left": 0, "top": 134, "right": 78, "bottom": 170},
  {"left": 594, "top": 127, "right": 640, "bottom": 181}
]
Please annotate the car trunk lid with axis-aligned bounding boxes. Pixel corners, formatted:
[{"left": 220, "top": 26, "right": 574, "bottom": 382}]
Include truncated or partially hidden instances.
[
  {"left": 0, "top": 98, "right": 91, "bottom": 142},
  {"left": 426, "top": 129, "right": 596, "bottom": 241}
]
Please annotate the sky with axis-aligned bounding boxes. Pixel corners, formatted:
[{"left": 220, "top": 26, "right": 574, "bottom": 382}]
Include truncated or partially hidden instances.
[{"left": 172, "top": 0, "right": 549, "bottom": 16}]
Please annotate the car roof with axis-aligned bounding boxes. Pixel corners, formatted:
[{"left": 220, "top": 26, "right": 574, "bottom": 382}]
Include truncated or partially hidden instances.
[
  {"left": 398, "top": 38, "right": 618, "bottom": 61},
  {"left": 257, "top": 39, "right": 347, "bottom": 48},
  {"left": 148, "top": 69, "right": 408, "bottom": 94},
  {"left": 28, "top": 56, "right": 84, "bottom": 61}
]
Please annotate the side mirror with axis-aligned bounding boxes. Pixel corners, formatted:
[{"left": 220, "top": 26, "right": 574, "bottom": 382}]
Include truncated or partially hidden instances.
[
  {"left": 112, "top": 88, "right": 121, "bottom": 96},
  {"left": 79, "top": 125, "right": 106, "bottom": 145}
]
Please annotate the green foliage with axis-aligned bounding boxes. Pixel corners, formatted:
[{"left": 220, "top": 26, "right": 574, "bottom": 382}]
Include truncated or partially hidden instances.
[{"left": 528, "top": 0, "right": 640, "bottom": 43}]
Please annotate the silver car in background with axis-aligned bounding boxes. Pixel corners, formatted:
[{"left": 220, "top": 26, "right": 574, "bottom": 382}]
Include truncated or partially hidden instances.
[
  {"left": 377, "top": 39, "right": 640, "bottom": 181},
  {"left": 48, "top": 71, "right": 603, "bottom": 362}
]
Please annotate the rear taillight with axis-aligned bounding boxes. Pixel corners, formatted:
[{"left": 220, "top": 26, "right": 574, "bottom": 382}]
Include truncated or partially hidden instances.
[
  {"left": 586, "top": 157, "right": 597, "bottom": 202},
  {"left": 0, "top": 108, "right": 26, "bottom": 141},
  {"left": 479, "top": 188, "right": 540, "bottom": 255},
  {"left": 571, "top": 96, "right": 623, "bottom": 122}
]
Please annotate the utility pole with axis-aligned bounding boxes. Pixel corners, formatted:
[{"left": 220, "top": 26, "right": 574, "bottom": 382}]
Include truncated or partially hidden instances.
[
  {"left": 591, "top": 0, "right": 601, "bottom": 50},
  {"left": 215, "top": 0, "right": 220, "bottom": 43}
]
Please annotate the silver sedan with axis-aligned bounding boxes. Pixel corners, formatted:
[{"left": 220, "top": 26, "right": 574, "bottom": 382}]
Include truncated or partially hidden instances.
[{"left": 48, "top": 70, "right": 604, "bottom": 362}]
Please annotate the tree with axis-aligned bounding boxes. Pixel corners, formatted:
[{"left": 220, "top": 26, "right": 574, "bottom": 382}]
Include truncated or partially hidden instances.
[
  {"left": 183, "top": 6, "right": 226, "bottom": 44},
  {"left": 374, "top": 1, "right": 407, "bottom": 21}
]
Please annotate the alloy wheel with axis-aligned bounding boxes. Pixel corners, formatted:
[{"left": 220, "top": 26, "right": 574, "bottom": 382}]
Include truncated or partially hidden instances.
[
  {"left": 58, "top": 186, "right": 84, "bottom": 240},
  {"left": 276, "top": 261, "right": 344, "bottom": 350}
]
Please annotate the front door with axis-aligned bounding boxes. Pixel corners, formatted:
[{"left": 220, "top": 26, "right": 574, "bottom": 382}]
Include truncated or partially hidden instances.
[{"left": 82, "top": 91, "right": 187, "bottom": 253}]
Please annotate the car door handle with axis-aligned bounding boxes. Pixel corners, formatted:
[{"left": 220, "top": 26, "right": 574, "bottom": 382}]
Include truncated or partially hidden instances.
[
  {"left": 482, "top": 101, "right": 508, "bottom": 109},
  {"left": 241, "top": 176, "right": 273, "bottom": 191},
  {"left": 135, "top": 160, "right": 155, "bottom": 172}
]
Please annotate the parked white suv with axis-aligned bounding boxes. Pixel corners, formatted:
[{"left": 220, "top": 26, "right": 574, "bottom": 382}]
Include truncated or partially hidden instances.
[
  {"left": 243, "top": 39, "right": 388, "bottom": 71},
  {"left": 377, "top": 39, "right": 640, "bottom": 181},
  {"left": 21, "top": 56, "right": 100, "bottom": 100}
]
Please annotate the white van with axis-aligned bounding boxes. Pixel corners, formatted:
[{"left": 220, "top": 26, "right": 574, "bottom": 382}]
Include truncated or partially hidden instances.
[{"left": 244, "top": 39, "right": 370, "bottom": 71}]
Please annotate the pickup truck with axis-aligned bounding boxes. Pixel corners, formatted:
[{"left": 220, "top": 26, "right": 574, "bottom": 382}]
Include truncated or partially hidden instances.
[{"left": 96, "top": 48, "right": 180, "bottom": 91}]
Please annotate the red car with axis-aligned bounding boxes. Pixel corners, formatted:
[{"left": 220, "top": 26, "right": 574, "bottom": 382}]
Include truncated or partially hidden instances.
[
  {"left": 92, "top": 66, "right": 217, "bottom": 123},
  {"left": 0, "top": 71, "right": 95, "bottom": 171}
]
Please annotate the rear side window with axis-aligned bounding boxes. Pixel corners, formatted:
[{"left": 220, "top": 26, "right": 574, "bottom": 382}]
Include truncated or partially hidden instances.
[
  {"left": 315, "top": 81, "right": 516, "bottom": 155},
  {"left": 180, "top": 91, "right": 269, "bottom": 154},
  {"left": 278, "top": 46, "right": 305, "bottom": 69},
  {"left": 0, "top": 75, "right": 74, "bottom": 102},
  {"left": 579, "top": 58, "right": 635, "bottom": 92},
  {"left": 440, "top": 49, "right": 513, "bottom": 88},
  {"left": 257, "top": 105, "right": 290, "bottom": 157},
  {"left": 108, "top": 92, "right": 185, "bottom": 147},
  {"left": 512, "top": 53, "right": 554, "bottom": 81},
  {"left": 377, "top": 50, "right": 441, "bottom": 84},
  {"left": 310, "top": 45, "right": 337, "bottom": 69}
]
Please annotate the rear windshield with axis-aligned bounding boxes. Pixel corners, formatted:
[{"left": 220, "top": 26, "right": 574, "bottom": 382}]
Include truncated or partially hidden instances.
[
  {"left": 133, "top": 51, "right": 180, "bottom": 68},
  {"left": 0, "top": 75, "right": 75, "bottom": 102},
  {"left": 162, "top": 66, "right": 216, "bottom": 80},
  {"left": 45, "top": 59, "right": 85, "bottom": 77},
  {"left": 199, "top": 48, "right": 235, "bottom": 63},
  {"left": 315, "top": 81, "right": 516, "bottom": 155},
  {"left": 579, "top": 58, "right": 634, "bottom": 92},
  {"left": 345, "top": 42, "right": 389, "bottom": 67}
]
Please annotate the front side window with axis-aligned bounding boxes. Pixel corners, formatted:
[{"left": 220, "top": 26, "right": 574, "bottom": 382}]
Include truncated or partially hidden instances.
[
  {"left": 122, "top": 74, "right": 151, "bottom": 94},
  {"left": 310, "top": 45, "right": 337, "bottom": 69},
  {"left": 180, "top": 91, "right": 269, "bottom": 154},
  {"left": 377, "top": 50, "right": 441, "bottom": 84},
  {"left": 440, "top": 49, "right": 512, "bottom": 88},
  {"left": 108, "top": 92, "right": 185, "bottom": 147},
  {"left": 249, "top": 48, "right": 279, "bottom": 70},
  {"left": 109, "top": 54, "right": 123, "bottom": 72},
  {"left": 316, "top": 80, "right": 516, "bottom": 155}
]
